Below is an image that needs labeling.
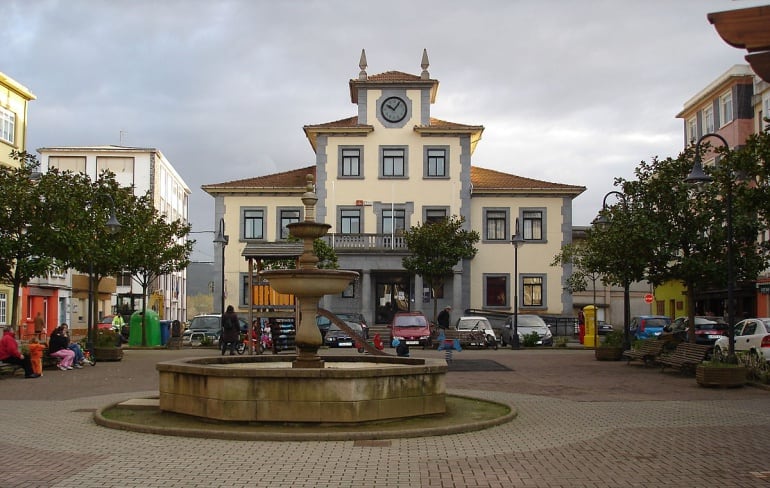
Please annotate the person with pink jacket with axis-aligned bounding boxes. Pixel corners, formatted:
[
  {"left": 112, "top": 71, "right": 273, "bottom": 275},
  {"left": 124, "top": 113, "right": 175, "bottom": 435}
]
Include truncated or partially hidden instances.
[{"left": 48, "top": 325, "right": 76, "bottom": 370}]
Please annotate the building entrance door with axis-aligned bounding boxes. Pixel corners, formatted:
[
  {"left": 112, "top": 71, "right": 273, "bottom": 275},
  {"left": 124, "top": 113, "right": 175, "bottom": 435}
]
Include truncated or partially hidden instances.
[{"left": 375, "top": 278, "right": 410, "bottom": 324}]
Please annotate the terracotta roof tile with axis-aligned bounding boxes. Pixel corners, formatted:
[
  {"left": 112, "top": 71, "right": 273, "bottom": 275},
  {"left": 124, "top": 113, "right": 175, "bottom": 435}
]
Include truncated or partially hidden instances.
[
  {"left": 470, "top": 166, "right": 584, "bottom": 193},
  {"left": 304, "top": 116, "right": 366, "bottom": 129},
  {"left": 364, "top": 71, "right": 425, "bottom": 82},
  {"left": 202, "top": 165, "right": 315, "bottom": 190},
  {"left": 203, "top": 165, "right": 584, "bottom": 197}
]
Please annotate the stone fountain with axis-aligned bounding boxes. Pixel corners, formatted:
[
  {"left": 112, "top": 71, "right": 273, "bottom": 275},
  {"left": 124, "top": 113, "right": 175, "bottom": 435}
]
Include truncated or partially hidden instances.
[{"left": 157, "top": 176, "right": 446, "bottom": 423}]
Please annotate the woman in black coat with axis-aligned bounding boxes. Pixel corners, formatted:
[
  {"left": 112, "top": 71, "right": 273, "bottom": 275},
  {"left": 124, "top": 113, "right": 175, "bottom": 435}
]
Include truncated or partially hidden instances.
[{"left": 220, "top": 305, "right": 240, "bottom": 355}]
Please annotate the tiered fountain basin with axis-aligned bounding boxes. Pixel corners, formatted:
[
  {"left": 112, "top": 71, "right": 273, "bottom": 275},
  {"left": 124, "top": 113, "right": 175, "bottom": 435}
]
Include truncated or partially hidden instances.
[{"left": 157, "top": 355, "right": 447, "bottom": 423}]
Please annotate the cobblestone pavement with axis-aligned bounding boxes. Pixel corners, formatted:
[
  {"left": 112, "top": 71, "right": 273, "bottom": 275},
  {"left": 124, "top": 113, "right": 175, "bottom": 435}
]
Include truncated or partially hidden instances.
[{"left": 1, "top": 346, "right": 768, "bottom": 488}]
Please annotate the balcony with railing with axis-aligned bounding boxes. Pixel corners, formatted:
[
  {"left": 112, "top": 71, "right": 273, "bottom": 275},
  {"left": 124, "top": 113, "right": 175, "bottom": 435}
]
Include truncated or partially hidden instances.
[{"left": 321, "top": 233, "right": 408, "bottom": 252}]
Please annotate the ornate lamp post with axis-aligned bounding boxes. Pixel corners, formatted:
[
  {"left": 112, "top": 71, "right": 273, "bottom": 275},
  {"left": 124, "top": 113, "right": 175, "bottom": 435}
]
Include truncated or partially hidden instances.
[
  {"left": 510, "top": 218, "right": 524, "bottom": 349},
  {"left": 685, "top": 132, "right": 736, "bottom": 360},
  {"left": 595, "top": 190, "right": 630, "bottom": 350},
  {"left": 213, "top": 218, "right": 229, "bottom": 316},
  {"left": 86, "top": 194, "right": 121, "bottom": 354}
]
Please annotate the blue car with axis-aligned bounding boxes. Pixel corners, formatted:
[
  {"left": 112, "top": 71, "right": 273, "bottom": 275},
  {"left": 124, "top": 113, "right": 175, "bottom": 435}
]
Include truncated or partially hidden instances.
[{"left": 630, "top": 315, "right": 671, "bottom": 340}]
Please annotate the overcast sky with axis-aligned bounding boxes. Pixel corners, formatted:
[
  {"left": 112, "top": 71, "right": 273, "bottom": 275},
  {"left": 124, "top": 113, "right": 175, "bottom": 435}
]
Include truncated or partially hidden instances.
[{"left": 2, "top": 0, "right": 765, "bottom": 261}]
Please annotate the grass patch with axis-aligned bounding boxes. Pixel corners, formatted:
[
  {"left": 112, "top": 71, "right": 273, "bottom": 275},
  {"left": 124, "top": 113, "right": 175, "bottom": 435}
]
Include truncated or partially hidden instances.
[{"left": 100, "top": 395, "right": 511, "bottom": 438}]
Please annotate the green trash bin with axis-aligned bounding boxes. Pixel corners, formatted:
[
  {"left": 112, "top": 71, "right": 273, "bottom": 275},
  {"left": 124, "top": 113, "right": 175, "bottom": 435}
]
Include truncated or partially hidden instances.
[{"left": 128, "top": 309, "right": 161, "bottom": 346}]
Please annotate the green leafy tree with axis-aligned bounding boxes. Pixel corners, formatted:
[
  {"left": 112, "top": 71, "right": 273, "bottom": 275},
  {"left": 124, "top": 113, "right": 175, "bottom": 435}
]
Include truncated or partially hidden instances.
[
  {"left": 121, "top": 192, "right": 193, "bottom": 345},
  {"left": 36, "top": 169, "right": 131, "bottom": 346},
  {"left": 0, "top": 151, "right": 56, "bottom": 330},
  {"left": 402, "top": 216, "right": 479, "bottom": 322}
]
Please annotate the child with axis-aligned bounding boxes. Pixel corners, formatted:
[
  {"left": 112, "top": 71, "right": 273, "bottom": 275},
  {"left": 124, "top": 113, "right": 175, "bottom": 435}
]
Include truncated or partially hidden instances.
[{"left": 27, "top": 337, "right": 46, "bottom": 376}]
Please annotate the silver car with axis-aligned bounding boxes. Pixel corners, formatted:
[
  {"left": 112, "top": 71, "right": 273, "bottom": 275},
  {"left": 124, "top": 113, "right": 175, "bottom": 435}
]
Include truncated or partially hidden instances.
[{"left": 501, "top": 314, "right": 553, "bottom": 347}]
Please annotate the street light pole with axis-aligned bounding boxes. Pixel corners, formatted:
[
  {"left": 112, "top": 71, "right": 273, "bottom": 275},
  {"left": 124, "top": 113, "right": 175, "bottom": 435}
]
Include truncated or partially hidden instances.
[
  {"left": 511, "top": 218, "right": 524, "bottom": 350},
  {"left": 596, "top": 190, "right": 630, "bottom": 350},
  {"left": 213, "top": 218, "right": 229, "bottom": 316},
  {"left": 685, "top": 132, "right": 735, "bottom": 360},
  {"left": 86, "top": 194, "right": 122, "bottom": 355}
]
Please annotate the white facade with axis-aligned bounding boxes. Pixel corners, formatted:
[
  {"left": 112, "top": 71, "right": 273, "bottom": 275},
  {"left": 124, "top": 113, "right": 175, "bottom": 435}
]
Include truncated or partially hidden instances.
[{"left": 37, "top": 145, "right": 191, "bottom": 324}]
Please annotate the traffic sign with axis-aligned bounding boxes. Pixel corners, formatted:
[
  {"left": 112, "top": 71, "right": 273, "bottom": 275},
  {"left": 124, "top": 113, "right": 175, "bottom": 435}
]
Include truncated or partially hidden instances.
[{"left": 644, "top": 293, "right": 654, "bottom": 304}]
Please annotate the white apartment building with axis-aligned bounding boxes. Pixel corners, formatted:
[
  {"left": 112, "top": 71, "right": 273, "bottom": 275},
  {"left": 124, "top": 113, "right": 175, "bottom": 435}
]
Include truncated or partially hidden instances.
[{"left": 36, "top": 145, "right": 191, "bottom": 325}]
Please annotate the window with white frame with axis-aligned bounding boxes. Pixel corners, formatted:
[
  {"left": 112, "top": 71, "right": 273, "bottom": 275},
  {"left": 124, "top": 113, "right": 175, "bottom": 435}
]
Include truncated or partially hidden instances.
[
  {"left": 522, "top": 275, "right": 544, "bottom": 307},
  {"left": 702, "top": 106, "right": 714, "bottom": 134},
  {"left": 720, "top": 91, "right": 733, "bottom": 127},
  {"left": 48, "top": 156, "right": 87, "bottom": 173},
  {"left": 381, "top": 147, "right": 406, "bottom": 177},
  {"left": 340, "top": 208, "right": 361, "bottom": 234},
  {"left": 484, "top": 209, "right": 508, "bottom": 241},
  {"left": 687, "top": 117, "right": 698, "bottom": 144},
  {"left": 117, "top": 271, "right": 133, "bottom": 287},
  {"left": 425, "top": 147, "right": 448, "bottom": 177},
  {"left": 279, "top": 208, "right": 301, "bottom": 239},
  {"left": 0, "top": 292, "right": 6, "bottom": 325},
  {"left": 243, "top": 209, "right": 265, "bottom": 239},
  {"left": 0, "top": 107, "right": 15, "bottom": 145},
  {"left": 97, "top": 157, "right": 135, "bottom": 188},
  {"left": 763, "top": 93, "right": 770, "bottom": 130},
  {"left": 340, "top": 147, "right": 362, "bottom": 177},
  {"left": 484, "top": 274, "right": 508, "bottom": 308},
  {"left": 523, "top": 210, "right": 543, "bottom": 241}
]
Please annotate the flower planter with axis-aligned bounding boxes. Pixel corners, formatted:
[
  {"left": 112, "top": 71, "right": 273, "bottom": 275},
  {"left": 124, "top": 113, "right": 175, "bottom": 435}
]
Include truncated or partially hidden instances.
[
  {"left": 695, "top": 364, "right": 746, "bottom": 388},
  {"left": 94, "top": 347, "right": 123, "bottom": 362},
  {"left": 595, "top": 347, "right": 624, "bottom": 361}
]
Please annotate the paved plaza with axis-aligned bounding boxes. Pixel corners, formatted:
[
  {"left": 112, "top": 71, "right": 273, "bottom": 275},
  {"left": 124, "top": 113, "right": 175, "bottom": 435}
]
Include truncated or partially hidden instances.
[{"left": 1, "top": 345, "right": 769, "bottom": 487}]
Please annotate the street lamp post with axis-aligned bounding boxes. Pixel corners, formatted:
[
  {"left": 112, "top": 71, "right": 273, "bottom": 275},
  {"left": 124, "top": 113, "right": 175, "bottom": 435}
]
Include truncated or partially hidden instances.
[
  {"left": 86, "top": 195, "right": 122, "bottom": 355},
  {"left": 595, "top": 190, "right": 631, "bottom": 350},
  {"left": 511, "top": 218, "right": 524, "bottom": 350},
  {"left": 685, "top": 132, "right": 735, "bottom": 360},
  {"left": 213, "top": 218, "right": 229, "bottom": 317}
]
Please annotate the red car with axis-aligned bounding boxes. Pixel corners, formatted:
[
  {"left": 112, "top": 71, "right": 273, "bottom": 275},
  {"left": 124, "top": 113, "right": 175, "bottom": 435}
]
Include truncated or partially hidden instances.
[
  {"left": 389, "top": 312, "right": 432, "bottom": 349},
  {"left": 98, "top": 315, "right": 117, "bottom": 330}
]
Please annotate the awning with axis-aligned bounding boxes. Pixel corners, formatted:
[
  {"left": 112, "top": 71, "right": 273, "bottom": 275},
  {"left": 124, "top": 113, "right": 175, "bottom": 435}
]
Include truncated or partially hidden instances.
[{"left": 241, "top": 242, "right": 303, "bottom": 259}]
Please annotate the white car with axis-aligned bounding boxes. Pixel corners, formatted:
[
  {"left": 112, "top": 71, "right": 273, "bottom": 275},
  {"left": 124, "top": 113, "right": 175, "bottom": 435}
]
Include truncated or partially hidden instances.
[
  {"left": 455, "top": 316, "right": 498, "bottom": 349},
  {"left": 713, "top": 318, "right": 770, "bottom": 363}
]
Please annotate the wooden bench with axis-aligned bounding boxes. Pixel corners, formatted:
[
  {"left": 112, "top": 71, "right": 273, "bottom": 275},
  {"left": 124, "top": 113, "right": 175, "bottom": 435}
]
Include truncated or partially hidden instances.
[
  {"left": 0, "top": 360, "right": 22, "bottom": 376},
  {"left": 623, "top": 339, "right": 666, "bottom": 366},
  {"left": 658, "top": 342, "right": 713, "bottom": 374}
]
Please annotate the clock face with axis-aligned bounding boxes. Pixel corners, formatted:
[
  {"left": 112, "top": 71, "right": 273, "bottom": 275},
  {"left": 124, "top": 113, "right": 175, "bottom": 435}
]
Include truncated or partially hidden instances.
[{"left": 381, "top": 96, "right": 407, "bottom": 123}]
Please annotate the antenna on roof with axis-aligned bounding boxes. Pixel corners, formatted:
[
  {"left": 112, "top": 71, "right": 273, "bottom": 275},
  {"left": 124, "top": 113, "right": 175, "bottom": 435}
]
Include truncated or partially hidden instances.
[
  {"left": 119, "top": 129, "right": 127, "bottom": 145},
  {"left": 421, "top": 49, "right": 430, "bottom": 79},
  {"left": 359, "top": 49, "right": 368, "bottom": 81}
]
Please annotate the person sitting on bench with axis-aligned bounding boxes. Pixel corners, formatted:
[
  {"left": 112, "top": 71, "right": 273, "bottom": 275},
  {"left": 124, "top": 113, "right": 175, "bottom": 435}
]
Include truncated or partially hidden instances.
[{"left": 0, "top": 326, "right": 38, "bottom": 378}]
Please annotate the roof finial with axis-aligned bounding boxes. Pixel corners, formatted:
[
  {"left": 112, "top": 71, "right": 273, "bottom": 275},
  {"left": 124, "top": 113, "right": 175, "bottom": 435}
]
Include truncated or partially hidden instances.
[
  {"left": 359, "top": 49, "right": 368, "bottom": 81},
  {"left": 420, "top": 48, "right": 430, "bottom": 79}
]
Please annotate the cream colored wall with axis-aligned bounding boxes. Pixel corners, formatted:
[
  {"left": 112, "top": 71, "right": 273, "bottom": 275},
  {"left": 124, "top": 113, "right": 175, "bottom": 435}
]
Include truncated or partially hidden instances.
[
  {"left": 0, "top": 77, "right": 33, "bottom": 168},
  {"left": 469, "top": 195, "right": 566, "bottom": 314},
  {"left": 324, "top": 88, "right": 463, "bottom": 231}
]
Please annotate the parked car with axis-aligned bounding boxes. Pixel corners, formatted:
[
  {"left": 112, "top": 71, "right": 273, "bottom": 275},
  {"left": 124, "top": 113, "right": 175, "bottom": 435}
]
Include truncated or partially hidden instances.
[
  {"left": 597, "top": 321, "right": 614, "bottom": 335},
  {"left": 455, "top": 316, "right": 497, "bottom": 348},
  {"left": 500, "top": 314, "right": 553, "bottom": 347},
  {"left": 334, "top": 312, "right": 369, "bottom": 339},
  {"left": 324, "top": 321, "right": 364, "bottom": 348},
  {"left": 389, "top": 311, "right": 432, "bottom": 349},
  {"left": 630, "top": 315, "right": 671, "bottom": 340},
  {"left": 182, "top": 314, "right": 247, "bottom": 346},
  {"left": 713, "top": 318, "right": 770, "bottom": 363},
  {"left": 98, "top": 315, "right": 116, "bottom": 330},
  {"left": 671, "top": 316, "right": 728, "bottom": 345},
  {"left": 316, "top": 315, "right": 332, "bottom": 339}
]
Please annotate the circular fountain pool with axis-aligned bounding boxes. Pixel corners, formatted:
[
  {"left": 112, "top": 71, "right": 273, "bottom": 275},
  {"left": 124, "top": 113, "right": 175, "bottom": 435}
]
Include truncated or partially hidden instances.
[{"left": 157, "top": 355, "right": 447, "bottom": 423}]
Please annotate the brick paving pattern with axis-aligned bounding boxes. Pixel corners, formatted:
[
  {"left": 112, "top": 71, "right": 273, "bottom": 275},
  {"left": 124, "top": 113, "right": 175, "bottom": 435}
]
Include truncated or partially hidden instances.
[{"left": 1, "top": 347, "right": 768, "bottom": 487}]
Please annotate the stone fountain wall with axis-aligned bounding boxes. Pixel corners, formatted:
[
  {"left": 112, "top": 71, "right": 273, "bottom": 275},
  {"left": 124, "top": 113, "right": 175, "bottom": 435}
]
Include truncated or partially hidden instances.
[{"left": 158, "top": 355, "right": 447, "bottom": 423}]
